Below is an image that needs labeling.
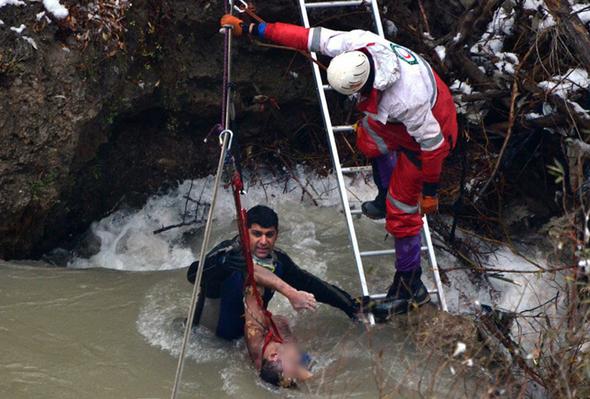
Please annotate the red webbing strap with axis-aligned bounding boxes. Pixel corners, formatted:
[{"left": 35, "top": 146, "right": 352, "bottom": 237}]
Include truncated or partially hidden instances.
[
  {"left": 230, "top": 171, "right": 283, "bottom": 345},
  {"left": 236, "top": 2, "right": 328, "bottom": 70},
  {"left": 236, "top": 1, "right": 265, "bottom": 23}
]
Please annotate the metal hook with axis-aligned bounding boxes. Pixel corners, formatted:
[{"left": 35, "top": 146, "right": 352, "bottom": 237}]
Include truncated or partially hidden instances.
[
  {"left": 218, "top": 129, "right": 234, "bottom": 151},
  {"left": 233, "top": 0, "right": 248, "bottom": 13}
]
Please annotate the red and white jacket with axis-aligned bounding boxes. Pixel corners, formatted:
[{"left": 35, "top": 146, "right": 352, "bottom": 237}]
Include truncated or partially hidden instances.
[{"left": 259, "top": 22, "right": 456, "bottom": 189}]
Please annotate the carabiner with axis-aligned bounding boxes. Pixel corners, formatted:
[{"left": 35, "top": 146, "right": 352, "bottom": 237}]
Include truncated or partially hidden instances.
[
  {"left": 218, "top": 129, "right": 234, "bottom": 151},
  {"left": 233, "top": 0, "right": 248, "bottom": 13}
]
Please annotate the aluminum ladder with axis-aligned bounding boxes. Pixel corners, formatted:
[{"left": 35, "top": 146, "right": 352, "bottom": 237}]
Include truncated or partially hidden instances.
[{"left": 297, "top": 0, "right": 448, "bottom": 323}]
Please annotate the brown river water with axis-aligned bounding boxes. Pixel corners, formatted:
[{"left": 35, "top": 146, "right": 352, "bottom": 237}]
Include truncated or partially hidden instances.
[{"left": 0, "top": 177, "right": 552, "bottom": 398}]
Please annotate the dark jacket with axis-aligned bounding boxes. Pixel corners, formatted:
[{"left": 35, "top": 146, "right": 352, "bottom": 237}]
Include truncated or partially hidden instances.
[{"left": 187, "top": 236, "right": 356, "bottom": 339}]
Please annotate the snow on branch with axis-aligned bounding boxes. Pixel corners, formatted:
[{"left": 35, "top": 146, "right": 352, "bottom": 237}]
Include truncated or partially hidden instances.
[{"left": 43, "top": 0, "right": 68, "bottom": 19}]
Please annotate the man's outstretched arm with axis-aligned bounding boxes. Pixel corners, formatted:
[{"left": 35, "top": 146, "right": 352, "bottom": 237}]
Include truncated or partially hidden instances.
[
  {"left": 220, "top": 15, "right": 375, "bottom": 57},
  {"left": 188, "top": 245, "right": 317, "bottom": 311},
  {"left": 279, "top": 253, "right": 358, "bottom": 319},
  {"left": 253, "top": 264, "right": 317, "bottom": 311}
]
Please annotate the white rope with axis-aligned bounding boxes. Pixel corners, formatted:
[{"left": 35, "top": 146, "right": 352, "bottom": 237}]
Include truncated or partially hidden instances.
[{"left": 170, "top": 130, "right": 233, "bottom": 399}]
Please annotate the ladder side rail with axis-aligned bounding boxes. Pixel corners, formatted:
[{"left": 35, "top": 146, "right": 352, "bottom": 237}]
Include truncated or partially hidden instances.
[
  {"left": 366, "top": 1, "right": 449, "bottom": 313},
  {"left": 368, "top": 0, "right": 385, "bottom": 37},
  {"left": 422, "top": 216, "right": 448, "bottom": 311},
  {"left": 297, "top": 0, "right": 372, "bottom": 306}
]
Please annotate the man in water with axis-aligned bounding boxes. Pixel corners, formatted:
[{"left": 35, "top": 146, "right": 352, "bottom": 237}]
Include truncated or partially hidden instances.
[
  {"left": 244, "top": 284, "right": 313, "bottom": 387},
  {"left": 220, "top": 15, "right": 458, "bottom": 318},
  {"left": 187, "top": 205, "right": 360, "bottom": 340}
]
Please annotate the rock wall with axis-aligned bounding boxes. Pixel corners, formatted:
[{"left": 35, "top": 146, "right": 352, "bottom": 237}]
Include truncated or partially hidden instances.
[
  {"left": 2, "top": 0, "right": 587, "bottom": 259},
  {"left": 0, "top": 0, "right": 317, "bottom": 259}
]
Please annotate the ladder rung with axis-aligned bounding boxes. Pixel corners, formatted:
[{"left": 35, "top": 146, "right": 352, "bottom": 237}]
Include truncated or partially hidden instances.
[
  {"left": 341, "top": 166, "right": 372, "bottom": 173},
  {"left": 360, "top": 249, "right": 396, "bottom": 257},
  {"left": 360, "top": 246, "right": 429, "bottom": 257},
  {"left": 370, "top": 288, "right": 439, "bottom": 300},
  {"left": 332, "top": 125, "right": 355, "bottom": 133},
  {"left": 305, "top": 1, "right": 366, "bottom": 9},
  {"left": 298, "top": 0, "right": 446, "bottom": 317}
]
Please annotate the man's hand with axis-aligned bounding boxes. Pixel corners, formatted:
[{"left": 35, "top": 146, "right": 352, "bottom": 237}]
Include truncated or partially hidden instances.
[
  {"left": 287, "top": 290, "right": 317, "bottom": 312},
  {"left": 220, "top": 14, "right": 244, "bottom": 36},
  {"left": 419, "top": 195, "right": 438, "bottom": 215}
]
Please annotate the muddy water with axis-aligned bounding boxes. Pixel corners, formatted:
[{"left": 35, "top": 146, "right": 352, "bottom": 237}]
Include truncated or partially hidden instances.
[
  {"left": 0, "top": 264, "right": 478, "bottom": 399},
  {"left": 0, "top": 177, "right": 553, "bottom": 398}
]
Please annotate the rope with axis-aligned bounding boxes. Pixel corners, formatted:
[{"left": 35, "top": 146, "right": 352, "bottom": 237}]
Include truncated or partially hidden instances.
[
  {"left": 170, "top": 2, "right": 235, "bottom": 397},
  {"left": 171, "top": 3, "right": 282, "bottom": 396},
  {"left": 170, "top": 129, "right": 233, "bottom": 399}
]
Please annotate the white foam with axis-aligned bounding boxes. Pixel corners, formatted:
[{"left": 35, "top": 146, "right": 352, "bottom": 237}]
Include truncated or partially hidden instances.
[
  {"left": 136, "top": 279, "right": 236, "bottom": 363},
  {"left": 69, "top": 170, "right": 376, "bottom": 272},
  {"left": 69, "top": 168, "right": 562, "bottom": 355}
]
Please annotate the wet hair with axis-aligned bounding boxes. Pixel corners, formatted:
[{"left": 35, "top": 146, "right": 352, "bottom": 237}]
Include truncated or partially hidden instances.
[
  {"left": 247, "top": 205, "right": 279, "bottom": 230},
  {"left": 259, "top": 358, "right": 283, "bottom": 387}
]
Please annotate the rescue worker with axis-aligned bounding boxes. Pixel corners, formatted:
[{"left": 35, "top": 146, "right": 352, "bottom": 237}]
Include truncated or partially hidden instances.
[
  {"left": 219, "top": 16, "right": 458, "bottom": 318},
  {"left": 187, "top": 205, "right": 360, "bottom": 340}
]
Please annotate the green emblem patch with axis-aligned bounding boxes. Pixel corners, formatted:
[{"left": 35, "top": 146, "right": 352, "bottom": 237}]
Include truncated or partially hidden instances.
[{"left": 390, "top": 44, "right": 419, "bottom": 65}]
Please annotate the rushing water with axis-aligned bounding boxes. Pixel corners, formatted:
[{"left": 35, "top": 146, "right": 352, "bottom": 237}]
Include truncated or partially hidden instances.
[{"left": 0, "top": 173, "right": 559, "bottom": 398}]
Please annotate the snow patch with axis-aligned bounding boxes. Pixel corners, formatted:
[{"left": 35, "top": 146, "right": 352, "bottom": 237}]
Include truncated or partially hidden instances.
[
  {"left": 572, "top": 3, "right": 590, "bottom": 24},
  {"left": 0, "top": 0, "right": 25, "bottom": 8},
  {"left": 434, "top": 45, "right": 446, "bottom": 61},
  {"left": 525, "top": 112, "right": 543, "bottom": 120},
  {"left": 450, "top": 79, "right": 473, "bottom": 95},
  {"left": 522, "top": 0, "right": 544, "bottom": 10},
  {"left": 494, "top": 52, "right": 519, "bottom": 76},
  {"left": 452, "top": 342, "right": 466, "bottom": 357},
  {"left": 538, "top": 68, "right": 590, "bottom": 98},
  {"left": 471, "top": 6, "right": 515, "bottom": 55},
  {"left": 10, "top": 24, "right": 25, "bottom": 34},
  {"left": 567, "top": 100, "right": 590, "bottom": 120},
  {"left": 423, "top": 31, "right": 434, "bottom": 41},
  {"left": 22, "top": 35, "right": 37, "bottom": 50},
  {"left": 43, "top": 0, "right": 68, "bottom": 19},
  {"left": 450, "top": 80, "right": 477, "bottom": 117},
  {"left": 539, "top": 13, "right": 556, "bottom": 30}
]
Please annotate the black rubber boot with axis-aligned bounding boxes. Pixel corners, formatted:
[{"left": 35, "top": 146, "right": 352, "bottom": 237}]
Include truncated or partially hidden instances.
[
  {"left": 372, "top": 270, "right": 431, "bottom": 322},
  {"left": 361, "top": 187, "right": 387, "bottom": 220}
]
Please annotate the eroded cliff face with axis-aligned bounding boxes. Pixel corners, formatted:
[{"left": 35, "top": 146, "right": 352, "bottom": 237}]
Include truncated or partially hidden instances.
[
  {"left": 2, "top": 0, "right": 583, "bottom": 259},
  {"left": 0, "top": 1, "right": 319, "bottom": 259}
]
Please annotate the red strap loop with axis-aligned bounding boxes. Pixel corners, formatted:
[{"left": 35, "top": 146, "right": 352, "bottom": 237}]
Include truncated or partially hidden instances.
[{"left": 231, "top": 171, "right": 283, "bottom": 345}]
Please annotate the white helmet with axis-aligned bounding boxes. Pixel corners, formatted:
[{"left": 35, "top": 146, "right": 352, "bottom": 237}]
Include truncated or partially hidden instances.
[{"left": 327, "top": 51, "right": 371, "bottom": 95}]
